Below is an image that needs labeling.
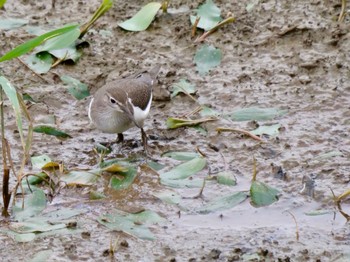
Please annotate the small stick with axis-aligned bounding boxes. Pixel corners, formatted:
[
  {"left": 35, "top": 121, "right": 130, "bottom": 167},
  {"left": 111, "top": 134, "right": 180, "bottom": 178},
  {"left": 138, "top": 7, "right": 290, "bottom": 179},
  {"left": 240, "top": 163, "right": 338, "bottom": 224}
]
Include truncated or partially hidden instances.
[
  {"left": 338, "top": 0, "right": 347, "bottom": 22},
  {"left": 191, "top": 17, "right": 200, "bottom": 38},
  {"left": 216, "top": 127, "right": 264, "bottom": 142},
  {"left": 195, "top": 16, "right": 235, "bottom": 43},
  {"left": 16, "top": 57, "right": 51, "bottom": 84},
  {"left": 181, "top": 105, "right": 202, "bottom": 118},
  {"left": 285, "top": 211, "right": 300, "bottom": 241}
]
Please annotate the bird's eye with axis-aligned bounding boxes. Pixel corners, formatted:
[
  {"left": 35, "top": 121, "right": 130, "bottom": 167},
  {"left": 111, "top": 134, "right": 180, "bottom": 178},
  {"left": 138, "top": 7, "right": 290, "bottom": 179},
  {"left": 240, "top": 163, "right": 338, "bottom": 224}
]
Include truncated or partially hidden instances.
[{"left": 110, "top": 97, "right": 117, "bottom": 104}]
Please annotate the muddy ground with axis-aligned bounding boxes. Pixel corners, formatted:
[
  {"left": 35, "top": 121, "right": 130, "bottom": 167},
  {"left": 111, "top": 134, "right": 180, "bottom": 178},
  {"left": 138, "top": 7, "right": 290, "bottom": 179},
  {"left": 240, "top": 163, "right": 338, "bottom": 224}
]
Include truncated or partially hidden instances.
[{"left": 1, "top": 0, "right": 350, "bottom": 261}]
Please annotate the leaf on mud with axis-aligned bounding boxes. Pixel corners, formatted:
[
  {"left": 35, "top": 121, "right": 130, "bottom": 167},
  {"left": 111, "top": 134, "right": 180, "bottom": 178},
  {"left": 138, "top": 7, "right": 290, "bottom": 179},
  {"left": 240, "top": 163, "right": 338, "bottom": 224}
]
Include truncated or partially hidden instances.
[
  {"left": 102, "top": 163, "right": 129, "bottom": 173},
  {"left": 196, "top": 192, "right": 248, "bottom": 214},
  {"left": 166, "top": 117, "right": 216, "bottom": 129},
  {"left": 251, "top": 124, "right": 281, "bottom": 137},
  {"left": 0, "top": 18, "right": 28, "bottom": 30},
  {"left": 61, "top": 169, "right": 101, "bottom": 186},
  {"left": 200, "top": 106, "right": 220, "bottom": 117},
  {"left": 60, "top": 75, "right": 90, "bottom": 100},
  {"left": 153, "top": 190, "right": 182, "bottom": 205},
  {"left": 31, "top": 154, "right": 59, "bottom": 170},
  {"left": 171, "top": 79, "right": 196, "bottom": 98},
  {"left": 33, "top": 125, "right": 72, "bottom": 139},
  {"left": 246, "top": 0, "right": 260, "bottom": 12},
  {"left": 12, "top": 189, "right": 47, "bottom": 222},
  {"left": 25, "top": 52, "right": 53, "bottom": 74},
  {"left": 118, "top": 2, "right": 162, "bottom": 31},
  {"left": 24, "top": 172, "right": 48, "bottom": 185},
  {"left": 250, "top": 181, "right": 279, "bottom": 207},
  {"left": 147, "top": 161, "right": 165, "bottom": 171},
  {"left": 160, "top": 178, "right": 204, "bottom": 188},
  {"left": 313, "top": 150, "right": 343, "bottom": 161},
  {"left": 304, "top": 209, "right": 334, "bottom": 216},
  {"left": 216, "top": 172, "right": 237, "bottom": 186},
  {"left": 0, "top": 24, "right": 80, "bottom": 62},
  {"left": 162, "top": 151, "right": 200, "bottom": 161},
  {"left": 10, "top": 220, "right": 66, "bottom": 234},
  {"left": 36, "top": 26, "right": 81, "bottom": 52},
  {"left": 94, "top": 143, "right": 112, "bottom": 155},
  {"left": 98, "top": 209, "right": 166, "bottom": 240},
  {"left": 49, "top": 44, "right": 83, "bottom": 62},
  {"left": 89, "top": 190, "right": 106, "bottom": 200},
  {"left": 109, "top": 167, "right": 137, "bottom": 190},
  {"left": 230, "top": 107, "right": 288, "bottom": 121},
  {"left": 28, "top": 250, "right": 53, "bottom": 262},
  {"left": 160, "top": 157, "right": 206, "bottom": 180},
  {"left": 22, "top": 92, "right": 36, "bottom": 103},
  {"left": 0, "top": 76, "right": 25, "bottom": 147},
  {"left": 194, "top": 44, "right": 222, "bottom": 75},
  {"left": 190, "top": 0, "right": 222, "bottom": 31}
]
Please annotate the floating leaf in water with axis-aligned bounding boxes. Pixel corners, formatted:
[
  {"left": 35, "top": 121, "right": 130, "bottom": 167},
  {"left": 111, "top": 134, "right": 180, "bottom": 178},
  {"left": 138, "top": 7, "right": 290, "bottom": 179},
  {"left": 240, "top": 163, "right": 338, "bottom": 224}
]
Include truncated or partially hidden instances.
[
  {"left": 0, "top": 18, "right": 28, "bottom": 30},
  {"left": 160, "top": 157, "right": 206, "bottom": 180},
  {"left": 171, "top": 79, "right": 196, "bottom": 98},
  {"left": 216, "top": 172, "right": 237, "bottom": 186},
  {"left": 33, "top": 125, "right": 72, "bottom": 139},
  {"left": 25, "top": 52, "right": 53, "bottom": 74},
  {"left": 250, "top": 181, "right": 279, "bottom": 207},
  {"left": 162, "top": 151, "right": 200, "bottom": 161},
  {"left": 153, "top": 190, "right": 181, "bottom": 205},
  {"left": 230, "top": 107, "right": 288, "bottom": 121},
  {"left": 109, "top": 167, "right": 137, "bottom": 190},
  {"left": 118, "top": 2, "right": 162, "bottom": 31},
  {"left": 251, "top": 124, "right": 281, "bottom": 137},
  {"left": 0, "top": 24, "right": 80, "bottom": 62},
  {"left": 60, "top": 75, "right": 90, "bottom": 100},
  {"left": 196, "top": 192, "right": 248, "bottom": 214},
  {"left": 61, "top": 169, "right": 101, "bottom": 186},
  {"left": 190, "top": 0, "right": 222, "bottom": 31},
  {"left": 194, "top": 44, "right": 222, "bottom": 75},
  {"left": 166, "top": 117, "right": 216, "bottom": 129},
  {"left": 98, "top": 209, "right": 166, "bottom": 240},
  {"left": 12, "top": 189, "right": 47, "bottom": 222}
]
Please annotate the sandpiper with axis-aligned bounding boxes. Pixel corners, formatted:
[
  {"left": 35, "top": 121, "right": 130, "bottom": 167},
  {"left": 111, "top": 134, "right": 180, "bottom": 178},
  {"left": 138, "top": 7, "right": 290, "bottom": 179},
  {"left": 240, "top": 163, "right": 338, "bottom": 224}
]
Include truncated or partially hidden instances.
[{"left": 88, "top": 65, "right": 161, "bottom": 152}]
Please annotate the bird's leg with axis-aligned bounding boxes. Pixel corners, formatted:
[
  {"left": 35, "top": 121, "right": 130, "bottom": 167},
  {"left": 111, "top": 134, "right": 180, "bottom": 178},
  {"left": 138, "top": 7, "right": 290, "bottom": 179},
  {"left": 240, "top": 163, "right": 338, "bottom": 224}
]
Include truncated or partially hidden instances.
[
  {"left": 116, "top": 133, "right": 124, "bottom": 143},
  {"left": 141, "top": 128, "right": 149, "bottom": 153}
]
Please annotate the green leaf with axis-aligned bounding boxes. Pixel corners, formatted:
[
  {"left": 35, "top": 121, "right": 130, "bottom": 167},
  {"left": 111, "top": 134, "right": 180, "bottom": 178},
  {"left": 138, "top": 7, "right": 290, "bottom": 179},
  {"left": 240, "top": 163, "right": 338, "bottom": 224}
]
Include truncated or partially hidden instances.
[
  {"left": 25, "top": 52, "right": 53, "bottom": 74},
  {"left": 216, "top": 172, "right": 237, "bottom": 186},
  {"left": 196, "top": 192, "right": 248, "bottom": 214},
  {"left": 194, "top": 44, "right": 222, "bottom": 75},
  {"left": 153, "top": 190, "right": 181, "bottom": 205},
  {"left": 118, "top": 2, "right": 162, "bottom": 31},
  {"left": 89, "top": 191, "right": 106, "bottom": 200},
  {"left": 160, "top": 178, "right": 204, "bottom": 188},
  {"left": 147, "top": 161, "right": 165, "bottom": 171},
  {"left": 0, "top": 0, "right": 7, "bottom": 8},
  {"left": 162, "top": 151, "right": 200, "bottom": 161},
  {"left": 109, "top": 167, "right": 137, "bottom": 190},
  {"left": 0, "top": 24, "right": 79, "bottom": 62},
  {"left": 250, "top": 181, "right": 279, "bottom": 207},
  {"left": 22, "top": 93, "right": 36, "bottom": 103},
  {"left": 160, "top": 157, "right": 206, "bottom": 180},
  {"left": 190, "top": 0, "right": 222, "bottom": 31},
  {"left": 61, "top": 169, "right": 101, "bottom": 186},
  {"left": 166, "top": 117, "right": 216, "bottom": 129},
  {"left": 49, "top": 44, "right": 82, "bottom": 62},
  {"left": 0, "top": 18, "right": 28, "bottom": 30},
  {"left": 98, "top": 209, "right": 166, "bottom": 240},
  {"left": 36, "top": 26, "right": 81, "bottom": 52},
  {"left": 12, "top": 189, "right": 47, "bottom": 221},
  {"left": 230, "top": 107, "right": 288, "bottom": 121},
  {"left": 60, "top": 75, "right": 90, "bottom": 100},
  {"left": 171, "top": 79, "right": 196, "bottom": 98},
  {"left": 33, "top": 125, "right": 72, "bottom": 139},
  {"left": 0, "top": 76, "right": 25, "bottom": 147},
  {"left": 31, "top": 154, "right": 52, "bottom": 169},
  {"left": 10, "top": 220, "right": 66, "bottom": 234},
  {"left": 13, "top": 232, "right": 36, "bottom": 242},
  {"left": 200, "top": 106, "right": 220, "bottom": 117},
  {"left": 246, "top": 0, "right": 260, "bottom": 12},
  {"left": 24, "top": 172, "right": 48, "bottom": 185},
  {"left": 28, "top": 250, "right": 53, "bottom": 262},
  {"left": 251, "top": 124, "right": 281, "bottom": 137}
]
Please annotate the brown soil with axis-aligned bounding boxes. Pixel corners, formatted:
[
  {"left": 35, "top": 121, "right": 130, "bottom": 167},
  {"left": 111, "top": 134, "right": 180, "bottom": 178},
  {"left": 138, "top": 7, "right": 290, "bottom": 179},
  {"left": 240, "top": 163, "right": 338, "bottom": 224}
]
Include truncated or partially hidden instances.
[{"left": 1, "top": 0, "right": 350, "bottom": 261}]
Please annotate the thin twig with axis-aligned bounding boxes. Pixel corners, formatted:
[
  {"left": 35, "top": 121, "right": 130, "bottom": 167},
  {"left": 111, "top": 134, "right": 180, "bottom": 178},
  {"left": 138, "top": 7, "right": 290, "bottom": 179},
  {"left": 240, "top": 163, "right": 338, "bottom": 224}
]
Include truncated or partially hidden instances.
[
  {"left": 180, "top": 106, "right": 202, "bottom": 118},
  {"left": 191, "top": 17, "right": 200, "bottom": 38},
  {"left": 194, "top": 16, "right": 235, "bottom": 43},
  {"left": 338, "top": 0, "right": 347, "bottom": 22},
  {"left": 285, "top": 211, "right": 300, "bottom": 241},
  {"left": 16, "top": 57, "right": 51, "bottom": 84},
  {"left": 216, "top": 127, "right": 264, "bottom": 142}
]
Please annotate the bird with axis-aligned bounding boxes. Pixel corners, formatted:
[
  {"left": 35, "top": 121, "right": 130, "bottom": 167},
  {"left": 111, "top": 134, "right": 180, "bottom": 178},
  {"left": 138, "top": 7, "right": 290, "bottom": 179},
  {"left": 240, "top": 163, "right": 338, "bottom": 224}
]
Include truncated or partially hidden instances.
[{"left": 88, "top": 65, "right": 161, "bottom": 152}]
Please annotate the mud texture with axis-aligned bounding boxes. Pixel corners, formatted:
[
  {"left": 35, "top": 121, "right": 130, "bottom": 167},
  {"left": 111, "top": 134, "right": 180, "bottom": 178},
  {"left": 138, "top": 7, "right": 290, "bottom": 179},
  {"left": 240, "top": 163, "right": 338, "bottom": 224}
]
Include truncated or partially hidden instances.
[{"left": 1, "top": 0, "right": 350, "bottom": 261}]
